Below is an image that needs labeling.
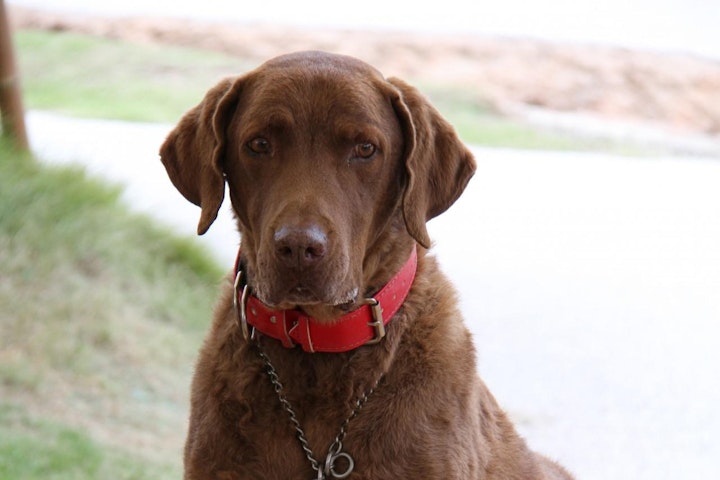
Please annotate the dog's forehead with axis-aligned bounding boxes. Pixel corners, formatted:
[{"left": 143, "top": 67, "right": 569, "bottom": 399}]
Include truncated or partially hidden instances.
[
  {"left": 239, "top": 52, "right": 393, "bottom": 125},
  {"left": 260, "top": 51, "right": 383, "bottom": 79},
  {"left": 248, "top": 51, "right": 387, "bottom": 102}
]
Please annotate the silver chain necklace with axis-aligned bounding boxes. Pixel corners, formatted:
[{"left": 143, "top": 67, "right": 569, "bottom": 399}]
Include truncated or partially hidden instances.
[{"left": 255, "top": 344, "right": 382, "bottom": 480}]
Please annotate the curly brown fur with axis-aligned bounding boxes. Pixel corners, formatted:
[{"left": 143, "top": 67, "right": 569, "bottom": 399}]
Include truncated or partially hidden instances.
[{"left": 161, "top": 51, "right": 573, "bottom": 480}]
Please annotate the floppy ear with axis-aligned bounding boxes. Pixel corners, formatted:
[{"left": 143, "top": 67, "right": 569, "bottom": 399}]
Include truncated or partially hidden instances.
[
  {"left": 159, "top": 77, "right": 243, "bottom": 234},
  {"left": 388, "top": 77, "right": 477, "bottom": 248}
]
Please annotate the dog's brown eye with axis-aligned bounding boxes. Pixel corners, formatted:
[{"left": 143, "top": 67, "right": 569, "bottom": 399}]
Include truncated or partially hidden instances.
[
  {"left": 354, "top": 142, "right": 376, "bottom": 159},
  {"left": 247, "top": 137, "right": 271, "bottom": 155}
]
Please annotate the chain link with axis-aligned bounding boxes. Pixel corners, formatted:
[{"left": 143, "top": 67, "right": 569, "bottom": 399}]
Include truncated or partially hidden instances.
[
  {"left": 255, "top": 343, "right": 382, "bottom": 479},
  {"left": 256, "top": 346, "right": 322, "bottom": 472}
]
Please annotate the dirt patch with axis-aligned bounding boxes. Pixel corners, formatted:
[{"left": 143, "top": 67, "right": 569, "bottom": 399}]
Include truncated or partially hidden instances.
[{"left": 11, "top": 6, "right": 720, "bottom": 137}]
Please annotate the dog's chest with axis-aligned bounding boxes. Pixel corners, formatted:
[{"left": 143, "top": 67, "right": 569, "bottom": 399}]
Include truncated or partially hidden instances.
[{"left": 232, "top": 350, "right": 378, "bottom": 478}]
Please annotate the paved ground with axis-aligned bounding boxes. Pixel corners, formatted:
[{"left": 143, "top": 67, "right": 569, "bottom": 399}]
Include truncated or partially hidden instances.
[{"left": 28, "top": 110, "right": 720, "bottom": 479}]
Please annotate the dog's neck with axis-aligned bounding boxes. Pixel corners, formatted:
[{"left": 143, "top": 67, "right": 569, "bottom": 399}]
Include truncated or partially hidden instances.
[{"left": 233, "top": 245, "right": 418, "bottom": 353}]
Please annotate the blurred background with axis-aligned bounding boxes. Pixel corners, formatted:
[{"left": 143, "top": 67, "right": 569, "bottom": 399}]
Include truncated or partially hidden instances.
[{"left": 1, "top": 1, "right": 719, "bottom": 479}]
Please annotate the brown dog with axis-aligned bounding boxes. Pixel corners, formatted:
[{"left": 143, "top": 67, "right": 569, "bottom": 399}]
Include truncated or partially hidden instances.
[{"left": 161, "top": 51, "right": 573, "bottom": 480}]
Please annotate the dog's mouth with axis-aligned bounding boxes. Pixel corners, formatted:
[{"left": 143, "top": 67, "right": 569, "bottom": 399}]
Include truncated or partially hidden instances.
[
  {"left": 284, "top": 285, "right": 321, "bottom": 305},
  {"left": 247, "top": 244, "right": 359, "bottom": 315},
  {"left": 256, "top": 283, "right": 359, "bottom": 311}
]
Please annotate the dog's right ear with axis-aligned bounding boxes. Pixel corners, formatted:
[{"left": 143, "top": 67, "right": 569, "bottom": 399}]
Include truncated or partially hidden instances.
[{"left": 160, "top": 77, "right": 244, "bottom": 235}]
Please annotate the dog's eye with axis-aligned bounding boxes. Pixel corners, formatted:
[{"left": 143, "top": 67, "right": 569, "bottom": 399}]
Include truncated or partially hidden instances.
[
  {"left": 247, "top": 137, "right": 271, "bottom": 155},
  {"left": 354, "top": 142, "right": 377, "bottom": 159}
]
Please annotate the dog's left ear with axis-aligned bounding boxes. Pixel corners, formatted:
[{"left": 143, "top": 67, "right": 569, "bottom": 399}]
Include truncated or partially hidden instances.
[
  {"left": 159, "top": 77, "right": 244, "bottom": 235},
  {"left": 388, "top": 77, "right": 477, "bottom": 248}
]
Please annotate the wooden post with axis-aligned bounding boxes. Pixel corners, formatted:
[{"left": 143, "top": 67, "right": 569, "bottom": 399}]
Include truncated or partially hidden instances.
[{"left": 0, "top": 0, "right": 29, "bottom": 150}]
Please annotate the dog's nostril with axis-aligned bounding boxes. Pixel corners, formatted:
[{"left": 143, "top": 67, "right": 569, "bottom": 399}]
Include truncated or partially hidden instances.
[
  {"left": 278, "top": 245, "right": 294, "bottom": 258},
  {"left": 304, "top": 242, "right": 326, "bottom": 259}
]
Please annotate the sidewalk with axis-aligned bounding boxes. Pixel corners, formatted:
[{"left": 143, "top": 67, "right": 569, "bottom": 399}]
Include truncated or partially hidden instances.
[{"left": 26, "top": 110, "right": 720, "bottom": 479}]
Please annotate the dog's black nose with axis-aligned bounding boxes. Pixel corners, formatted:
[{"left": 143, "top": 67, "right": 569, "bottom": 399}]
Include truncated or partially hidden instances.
[{"left": 273, "top": 224, "right": 328, "bottom": 267}]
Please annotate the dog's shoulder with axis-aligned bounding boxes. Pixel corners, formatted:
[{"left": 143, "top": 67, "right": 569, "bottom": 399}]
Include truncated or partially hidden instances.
[{"left": 399, "top": 250, "right": 476, "bottom": 364}]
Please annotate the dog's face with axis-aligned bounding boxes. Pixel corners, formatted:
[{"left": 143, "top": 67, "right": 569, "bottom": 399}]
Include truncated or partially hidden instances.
[
  {"left": 222, "top": 53, "right": 408, "bottom": 313},
  {"left": 160, "top": 51, "right": 475, "bottom": 320}
]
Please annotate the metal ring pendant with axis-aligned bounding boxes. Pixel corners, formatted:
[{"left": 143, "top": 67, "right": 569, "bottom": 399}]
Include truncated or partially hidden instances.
[{"left": 325, "top": 451, "right": 354, "bottom": 479}]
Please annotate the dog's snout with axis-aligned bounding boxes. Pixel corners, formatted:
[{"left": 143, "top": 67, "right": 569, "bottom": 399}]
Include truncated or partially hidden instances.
[{"left": 273, "top": 224, "right": 328, "bottom": 267}]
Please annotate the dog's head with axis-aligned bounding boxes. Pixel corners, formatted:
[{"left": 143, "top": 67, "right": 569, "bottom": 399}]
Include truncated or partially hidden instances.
[{"left": 160, "top": 51, "right": 475, "bottom": 320}]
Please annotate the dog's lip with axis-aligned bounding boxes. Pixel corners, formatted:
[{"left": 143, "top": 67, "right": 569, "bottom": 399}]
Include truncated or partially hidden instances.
[
  {"left": 286, "top": 286, "right": 320, "bottom": 303},
  {"left": 256, "top": 285, "right": 359, "bottom": 310},
  {"left": 258, "top": 285, "right": 322, "bottom": 308}
]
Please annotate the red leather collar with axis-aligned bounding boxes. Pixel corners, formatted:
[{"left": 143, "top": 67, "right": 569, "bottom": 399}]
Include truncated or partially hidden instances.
[{"left": 233, "top": 246, "right": 417, "bottom": 353}]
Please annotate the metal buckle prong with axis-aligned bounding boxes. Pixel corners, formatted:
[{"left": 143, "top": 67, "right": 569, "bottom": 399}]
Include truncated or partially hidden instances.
[{"left": 363, "top": 297, "right": 385, "bottom": 345}]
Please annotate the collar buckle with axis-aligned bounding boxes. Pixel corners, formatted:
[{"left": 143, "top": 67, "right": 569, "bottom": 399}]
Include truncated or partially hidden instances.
[{"left": 363, "top": 297, "right": 385, "bottom": 345}]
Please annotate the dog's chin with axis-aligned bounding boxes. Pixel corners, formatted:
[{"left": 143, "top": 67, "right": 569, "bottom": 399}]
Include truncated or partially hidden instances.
[{"left": 256, "top": 285, "right": 360, "bottom": 321}]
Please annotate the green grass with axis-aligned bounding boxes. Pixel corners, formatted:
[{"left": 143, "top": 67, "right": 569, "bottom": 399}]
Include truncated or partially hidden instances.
[
  {"left": 0, "top": 145, "right": 222, "bottom": 330},
  {"left": 12, "top": 28, "right": 637, "bottom": 152},
  {"left": 0, "top": 404, "right": 178, "bottom": 480},
  {"left": 0, "top": 141, "right": 223, "bottom": 477},
  {"left": 15, "top": 29, "right": 252, "bottom": 123}
]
